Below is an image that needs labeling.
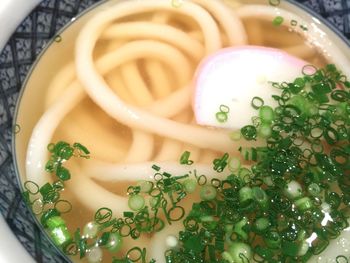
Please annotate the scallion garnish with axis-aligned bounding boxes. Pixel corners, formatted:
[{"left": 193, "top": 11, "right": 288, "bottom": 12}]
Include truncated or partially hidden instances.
[
  {"left": 215, "top": 104, "right": 230, "bottom": 123},
  {"left": 272, "top": 16, "right": 284, "bottom": 26},
  {"left": 22, "top": 64, "right": 350, "bottom": 262}
]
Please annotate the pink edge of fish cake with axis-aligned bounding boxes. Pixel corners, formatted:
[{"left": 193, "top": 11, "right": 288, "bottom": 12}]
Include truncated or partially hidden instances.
[{"left": 192, "top": 45, "right": 309, "bottom": 129}]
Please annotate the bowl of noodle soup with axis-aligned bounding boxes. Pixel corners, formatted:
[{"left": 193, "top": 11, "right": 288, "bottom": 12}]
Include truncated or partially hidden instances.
[{"left": 2, "top": 0, "right": 350, "bottom": 262}]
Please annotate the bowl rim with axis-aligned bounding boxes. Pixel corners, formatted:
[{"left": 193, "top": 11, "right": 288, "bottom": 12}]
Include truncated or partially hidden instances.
[
  {"left": 286, "top": 0, "right": 350, "bottom": 48},
  {"left": 9, "top": 0, "right": 350, "bottom": 262}
]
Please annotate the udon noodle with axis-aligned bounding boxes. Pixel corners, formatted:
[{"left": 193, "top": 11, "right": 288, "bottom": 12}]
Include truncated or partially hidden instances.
[{"left": 21, "top": 0, "right": 350, "bottom": 262}]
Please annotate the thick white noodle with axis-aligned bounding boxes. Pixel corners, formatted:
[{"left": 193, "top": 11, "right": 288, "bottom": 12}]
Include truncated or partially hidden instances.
[
  {"left": 146, "top": 85, "right": 192, "bottom": 118},
  {"left": 67, "top": 165, "right": 129, "bottom": 217},
  {"left": 58, "top": 106, "right": 129, "bottom": 162},
  {"left": 45, "top": 62, "right": 76, "bottom": 109},
  {"left": 76, "top": 9, "right": 241, "bottom": 151},
  {"left": 83, "top": 161, "right": 229, "bottom": 182},
  {"left": 120, "top": 62, "right": 154, "bottom": 106},
  {"left": 145, "top": 13, "right": 174, "bottom": 98},
  {"left": 101, "top": 21, "right": 205, "bottom": 61},
  {"left": 154, "top": 110, "right": 190, "bottom": 161},
  {"left": 27, "top": 39, "right": 192, "bottom": 184},
  {"left": 104, "top": 39, "right": 195, "bottom": 119},
  {"left": 145, "top": 59, "right": 173, "bottom": 98},
  {"left": 105, "top": 69, "right": 135, "bottom": 104},
  {"left": 118, "top": 62, "right": 155, "bottom": 163},
  {"left": 191, "top": 0, "right": 247, "bottom": 45},
  {"left": 154, "top": 138, "right": 183, "bottom": 161},
  {"left": 26, "top": 82, "right": 84, "bottom": 186},
  {"left": 123, "top": 130, "right": 154, "bottom": 163}
]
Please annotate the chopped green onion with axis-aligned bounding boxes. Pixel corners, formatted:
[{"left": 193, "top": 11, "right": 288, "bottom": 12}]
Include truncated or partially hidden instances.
[
  {"left": 128, "top": 195, "right": 145, "bottom": 211},
  {"left": 47, "top": 217, "right": 71, "bottom": 247},
  {"left": 54, "top": 35, "right": 62, "bottom": 42},
  {"left": 302, "top": 64, "right": 317, "bottom": 76},
  {"left": 222, "top": 251, "right": 234, "bottom": 263},
  {"left": 200, "top": 185, "right": 217, "bottom": 201},
  {"left": 49, "top": 226, "right": 72, "bottom": 247},
  {"left": 273, "top": 16, "right": 284, "bottom": 26},
  {"left": 326, "top": 192, "right": 341, "bottom": 209},
  {"left": 234, "top": 217, "right": 248, "bottom": 240},
  {"left": 284, "top": 180, "right": 302, "bottom": 199},
  {"left": 136, "top": 180, "right": 153, "bottom": 193},
  {"left": 216, "top": 104, "right": 230, "bottom": 123},
  {"left": 241, "top": 125, "right": 257, "bottom": 140},
  {"left": 56, "top": 165, "right": 71, "bottom": 181},
  {"left": 300, "top": 24, "right": 308, "bottom": 31},
  {"left": 251, "top": 97, "right": 264, "bottom": 109},
  {"left": 281, "top": 241, "right": 300, "bottom": 257},
  {"left": 239, "top": 186, "right": 253, "bottom": 206},
  {"left": 183, "top": 178, "right": 197, "bottom": 193},
  {"left": 47, "top": 216, "right": 66, "bottom": 230},
  {"left": 13, "top": 123, "right": 21, "bottom": 134},
  {"left": 213, "top": 153, "right": 229, "bottom": 172},
  {"left": 95, "top": 208, "right": 113, "bottom": 225},
  {"left": 264, "top": 231, "right": 281, "bottom": 249},
  {"left": 228, "top": 157, "right": 241, "bottom": 172},
  {"left": 179, "top": 151, "right": 193, "bottom": 165},
  {"left": 23, "top": 64, "right": 350, "bottom": 262},
  {"left": 41, "top": 208, "right": 61, "bottom": 228},
  {"left": 168, "top": 206, "right": 185, "bottom": 222},
  {"left": 252, "top": 187, "right": 268, "bottom": 209},
  {"left": 297, "top": 241, "right": 309, "bottom": 256},
  {"left": 106, "top": 232, "right": 123, "bottom": 252},
  {"left": 220, "top": 104, "right": 230, "bottom": 113},
  {"left": 31, "top": 198, "right": 44, "bottom": 215},
  {"left": 63, "top": 241, "right": 78, "bottom": 256},
  {"left": 216, "top": 112, "right": 228, "bottom": 123},
  {"left": 254, "top": 217, "right": 270, "bottom": 233},
  {"left": 87, "top": 246, "right": 103, "bottom": 263},
  {"left": 307, "top": 183, "right": 321, "bottom": 197},
  {"left": 290, "top": 19, "right": 298, "bottom": 26},
  {"left": 228, "top": 242, "right": 252, "bottom": 263},
  {"left": 259, "top": 106, "right": 275, "bottom": 123},
  {"left": 294, "top": 197, "right": 313, "bottom": 211},
  {"left": 336, "top": 255, "right": 348, "bottom": 263},
  {"left": 24, "top": 181, "right": 39, "bottom": 194},
  {"left": 258, "top": 123, "right": 272, "bottom": 138},
  {"left": 126, "top": 247, "right": 146, "bottom": 262},
  {"left": 54, "top": 200, "right": 72, "bottom": 214},
  {"left": 269, "top": 0, "right": 280, "bottom": 6},
  {"left": 73, "top": 142, "right": 90, "bottom": 156},
  {"left": 151, "top": 164, "right": 160, "bottom": 171},
  {"left": 83, "top": 222, "right": 99, "bottom": 239}
]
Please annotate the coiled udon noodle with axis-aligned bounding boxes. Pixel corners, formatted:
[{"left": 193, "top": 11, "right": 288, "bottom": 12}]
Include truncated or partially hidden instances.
[
  {"left": 25, "top": 0, "right": 350, "bottom": 260},
  {"left": 26, "top": 0, "right": 248, "bottom": 217}
]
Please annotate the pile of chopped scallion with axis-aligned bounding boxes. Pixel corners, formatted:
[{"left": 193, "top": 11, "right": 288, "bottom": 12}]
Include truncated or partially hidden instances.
[{"left": 22, "top": 64, "right": 350, "bottom": 262}]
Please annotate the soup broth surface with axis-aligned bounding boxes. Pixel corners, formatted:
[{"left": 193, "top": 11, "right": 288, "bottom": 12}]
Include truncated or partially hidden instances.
[{"left": 14, "top": 0, "right": 350, "bottom": 262}]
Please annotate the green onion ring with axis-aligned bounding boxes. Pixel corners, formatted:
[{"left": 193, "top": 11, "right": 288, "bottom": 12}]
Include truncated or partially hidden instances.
[
  {"left": 54, "top": 200, "right": 72, "bottom": 214},
  {"left": 168, "top": 206, "right": 185, "bottom": 222},
  {"left": 24, "top": 181, "right": 40, "bottom": 195},
  {"left": 95, "top": 207, "right": 113, "bottom": 225}
]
